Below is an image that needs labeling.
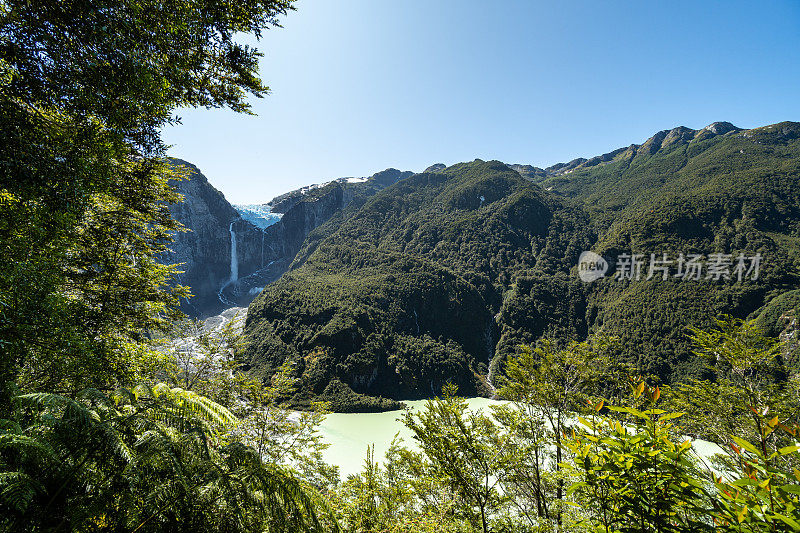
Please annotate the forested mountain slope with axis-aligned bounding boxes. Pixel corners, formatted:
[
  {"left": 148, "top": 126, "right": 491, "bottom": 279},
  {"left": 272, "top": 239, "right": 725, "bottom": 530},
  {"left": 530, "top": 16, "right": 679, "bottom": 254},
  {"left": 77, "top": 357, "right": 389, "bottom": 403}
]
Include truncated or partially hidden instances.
[
  {"left": 166, "top": 161, "right": 411, "bottom": 317},
  {"left": 242, "top": 122, "right": 800, "bottom": 411}
]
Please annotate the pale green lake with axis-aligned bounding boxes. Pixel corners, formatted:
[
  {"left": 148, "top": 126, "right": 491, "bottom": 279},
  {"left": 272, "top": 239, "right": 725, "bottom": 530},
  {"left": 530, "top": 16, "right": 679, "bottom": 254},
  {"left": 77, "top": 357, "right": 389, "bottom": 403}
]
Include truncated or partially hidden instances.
[
  {"left": 317, "top": 397, "right": 724, "bottom": 479},
  {"left": 318, "top": 398, "right": 502, "bottom": 478}
]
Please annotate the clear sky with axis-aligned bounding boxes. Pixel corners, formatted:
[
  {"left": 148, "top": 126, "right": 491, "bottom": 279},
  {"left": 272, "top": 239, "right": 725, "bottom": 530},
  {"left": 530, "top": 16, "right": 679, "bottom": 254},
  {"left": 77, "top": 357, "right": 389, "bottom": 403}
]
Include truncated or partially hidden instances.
[{"left": 162, "top": 0, "right": 800, "bottom": 204}]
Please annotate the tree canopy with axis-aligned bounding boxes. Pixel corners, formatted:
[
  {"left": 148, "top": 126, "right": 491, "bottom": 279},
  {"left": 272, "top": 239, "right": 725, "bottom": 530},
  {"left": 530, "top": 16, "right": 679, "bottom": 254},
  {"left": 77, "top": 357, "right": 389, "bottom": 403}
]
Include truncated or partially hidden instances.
[{"left": 0, "top": 0, "right": 295, "bottom": 403}]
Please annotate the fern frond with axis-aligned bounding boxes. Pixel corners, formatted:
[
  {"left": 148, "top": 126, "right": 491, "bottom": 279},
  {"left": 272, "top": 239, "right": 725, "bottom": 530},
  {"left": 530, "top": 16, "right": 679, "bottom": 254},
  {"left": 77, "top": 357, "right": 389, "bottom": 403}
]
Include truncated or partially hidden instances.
[
  {"left": 15, "top": 392, "right": 98, "bottom": 431},
  {"left": 0, "top": 432, "right": 56, "bottom": 462},
  {"left": 5, "top": 386, "right": 334, "bottom": 532},
  {"left": 158, "top": 384, "right": 239, "bottom": 428},
  {"left": 0, "top": 471, "right": 44, "bottom": 513}
]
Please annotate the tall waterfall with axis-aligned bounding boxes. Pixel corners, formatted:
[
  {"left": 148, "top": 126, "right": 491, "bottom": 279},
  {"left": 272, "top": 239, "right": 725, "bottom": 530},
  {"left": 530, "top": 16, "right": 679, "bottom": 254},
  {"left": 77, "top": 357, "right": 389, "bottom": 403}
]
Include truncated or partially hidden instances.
[{"left": 229, "top": 222, "right": 238, "bottom": 283}]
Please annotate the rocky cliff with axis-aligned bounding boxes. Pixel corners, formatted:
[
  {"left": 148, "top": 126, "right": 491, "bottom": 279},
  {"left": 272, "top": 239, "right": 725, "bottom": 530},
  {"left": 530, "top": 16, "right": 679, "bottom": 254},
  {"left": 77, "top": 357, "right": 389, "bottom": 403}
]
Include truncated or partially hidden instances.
[
  {"left": 166, "top": 159, "right": 241, "bottom": 317},
  {"left": 165, "top": 161, "right": 413, "bottom": 317}
]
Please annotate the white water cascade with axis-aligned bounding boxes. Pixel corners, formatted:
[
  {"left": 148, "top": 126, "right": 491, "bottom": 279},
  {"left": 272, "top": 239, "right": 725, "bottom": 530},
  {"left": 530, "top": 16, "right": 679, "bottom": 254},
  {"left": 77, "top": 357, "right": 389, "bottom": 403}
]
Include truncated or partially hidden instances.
[{"left": 229, "top": 221, "right": 238, "bottom": 283}]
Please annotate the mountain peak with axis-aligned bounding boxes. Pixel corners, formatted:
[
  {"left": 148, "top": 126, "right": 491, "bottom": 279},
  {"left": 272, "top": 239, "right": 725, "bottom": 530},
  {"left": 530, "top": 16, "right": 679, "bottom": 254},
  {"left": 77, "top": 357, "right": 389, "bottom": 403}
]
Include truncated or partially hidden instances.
[
  {"left": 703, "top": 121, "right": 739, "bottom": 135},
  {"left": 519, "top": 121, "right": 747, "bottom": 179}
]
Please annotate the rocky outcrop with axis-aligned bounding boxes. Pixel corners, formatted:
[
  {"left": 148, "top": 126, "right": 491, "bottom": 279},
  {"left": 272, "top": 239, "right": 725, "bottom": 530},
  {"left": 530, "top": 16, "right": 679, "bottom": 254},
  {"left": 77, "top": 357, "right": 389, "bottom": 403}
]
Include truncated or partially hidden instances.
[
  {"left": 506, "top": 164, "right": 548, "bottom": 183},
  {"left": 166, "top": 159, "right": 240, "bottom": 317},
  {"left": 424, "top": 163, "right": 446, "bottom": 172},
  {"left": 544, "top": 122, "right": 742, "bottom": 176},
  {"left": 508, "top": 122, "right": 743, "bottom": 179},
  {"left": 218, "top": 182, "right": 351, "bottom": 308},
  {"left": 266, "top": 168, "right": 413, "bottom": 213},
  {"left": 165, "top": 161, "right": 414, "bottom": 317}
]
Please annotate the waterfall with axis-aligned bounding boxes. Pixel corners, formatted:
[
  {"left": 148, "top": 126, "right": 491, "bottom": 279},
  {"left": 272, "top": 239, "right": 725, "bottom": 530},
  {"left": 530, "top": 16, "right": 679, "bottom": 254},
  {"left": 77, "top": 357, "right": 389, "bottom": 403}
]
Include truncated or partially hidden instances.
[{"left": 229, "top": 221, "right": 238, "bottom": 283}]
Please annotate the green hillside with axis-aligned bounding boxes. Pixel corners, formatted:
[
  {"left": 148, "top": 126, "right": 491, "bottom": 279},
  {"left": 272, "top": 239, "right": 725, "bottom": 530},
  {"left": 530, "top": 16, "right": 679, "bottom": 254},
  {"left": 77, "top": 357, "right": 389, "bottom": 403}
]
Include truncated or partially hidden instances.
[{"left": 242, "top": 122, "right": 800, "bottom": 411}]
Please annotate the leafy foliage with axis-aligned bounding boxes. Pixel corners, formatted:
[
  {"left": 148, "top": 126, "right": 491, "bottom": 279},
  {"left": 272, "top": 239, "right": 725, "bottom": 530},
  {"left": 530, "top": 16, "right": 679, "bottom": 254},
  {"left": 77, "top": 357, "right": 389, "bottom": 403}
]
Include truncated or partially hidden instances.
[
  {"left": 154, "top": 313, "right": 341, "bottom": 488},
  {"left": 401, "top": 384, "right": 513, "bottom": 533},
  {"left": 0, "top": 1, "right": 342, "bottom": 531},
  {"left": 328, "top": 318, "right": 800, "bottom": 532},
  {"left": 564, "top": 384, "right": 712, "bottom": 532},
  {"left": 0, "top": 0, "right": 295, "bottom": 403},
  {"left": 0, "top": 385, "right": 331, "bottom": 532},
  {"left": 710, "top": 417, "right": 800, "bottom": 531}
]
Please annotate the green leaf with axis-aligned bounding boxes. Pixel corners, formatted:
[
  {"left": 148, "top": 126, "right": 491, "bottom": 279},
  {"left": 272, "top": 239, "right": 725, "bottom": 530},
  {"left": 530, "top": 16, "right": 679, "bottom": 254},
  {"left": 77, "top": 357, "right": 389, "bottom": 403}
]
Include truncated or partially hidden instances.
[
  {"left": 732, "top": 436, "right": 762, "bottom": 457},
  {"left": 658, "top": 412, "right": 686, "bottom": 422},
  {"left": 779, "top": 484, "right": 800, "bottom": 495},
  {"left": 566, "top": 482, "right": 587, "bottom": 496},
  {"left": 778, "top": 445, "right": 800, "bottom": 455},
  {"left": 775, "top": 513, "right": 800, "bottom": 529}
]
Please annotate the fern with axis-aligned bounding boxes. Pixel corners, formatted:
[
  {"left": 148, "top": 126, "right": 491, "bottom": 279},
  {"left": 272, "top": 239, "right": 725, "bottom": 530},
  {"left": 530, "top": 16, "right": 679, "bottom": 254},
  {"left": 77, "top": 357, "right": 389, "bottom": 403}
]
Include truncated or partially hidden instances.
[
  {"left": 0, "top": 471, "right": 43, "bottom": 513},
  {"left": 0, "top": 385, "right": 333, "bottom": 532}
]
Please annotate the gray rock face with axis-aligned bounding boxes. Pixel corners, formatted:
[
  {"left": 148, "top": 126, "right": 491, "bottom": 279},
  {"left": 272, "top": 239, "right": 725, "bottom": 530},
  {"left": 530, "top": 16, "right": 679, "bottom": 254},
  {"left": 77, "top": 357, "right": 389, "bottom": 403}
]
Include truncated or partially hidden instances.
[
  {"left": 165, "top": 158, "right": 325, "bottom": 317},
  {"left": 165, "top": 160, "right": 413, "bottom": 317},
  {"left": 218, "top": 182, "right": 351, "bottom": 308},
  {"left": 424, "top": 163, "right": 447, "bottom": 172},
  {"left": 704, "top": 121, "right": 738, "bottom": 135},
  {"left": 506, "top": 164, "right": 548, "bottom": 182},
  {"left": 166, "top": 159, "right": 240, "bottom": 317}
]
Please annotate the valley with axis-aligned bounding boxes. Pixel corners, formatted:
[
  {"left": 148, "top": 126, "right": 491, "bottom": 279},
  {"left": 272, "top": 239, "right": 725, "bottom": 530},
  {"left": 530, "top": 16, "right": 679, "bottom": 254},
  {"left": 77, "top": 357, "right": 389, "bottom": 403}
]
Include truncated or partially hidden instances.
[
  {"left": 7, "top": 3, "right": 800, "bottom": 530},
  {"left": 167, "top": 121, "right": 800, "bottom": 412}
]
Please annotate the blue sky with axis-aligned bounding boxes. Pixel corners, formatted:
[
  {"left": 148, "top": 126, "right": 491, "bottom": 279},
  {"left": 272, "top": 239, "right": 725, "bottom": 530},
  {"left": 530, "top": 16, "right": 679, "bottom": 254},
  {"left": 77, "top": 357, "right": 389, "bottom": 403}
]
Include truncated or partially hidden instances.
[{"left": 162, "top": 0, "right": 800, "bottom": 204}]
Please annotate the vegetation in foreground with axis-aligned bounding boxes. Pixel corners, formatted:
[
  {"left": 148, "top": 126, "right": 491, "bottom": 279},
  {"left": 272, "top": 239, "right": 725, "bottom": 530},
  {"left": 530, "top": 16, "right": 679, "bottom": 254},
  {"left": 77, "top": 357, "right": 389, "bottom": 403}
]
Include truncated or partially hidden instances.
[
  {"left": 0, "top": 0, "right": 339, "bottom": 530},
  {"left": 4, "top": 308, "right": 800, "bottom": 531},
  {"left": 328, "top": 317, "right": 800, "bottom": 532},
  {"left": 2, "top": 0, "right": 800, "bottom": 531}
]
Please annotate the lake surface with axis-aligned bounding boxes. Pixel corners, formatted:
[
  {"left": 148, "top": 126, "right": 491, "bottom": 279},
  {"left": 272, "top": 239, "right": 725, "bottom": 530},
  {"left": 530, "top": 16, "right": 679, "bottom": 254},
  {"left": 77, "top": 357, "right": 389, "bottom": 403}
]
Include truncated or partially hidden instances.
[
  {"left": 318, "top": 397, "right": 504, "bottom": 477},
  {"left": 317, "top": 397, "right": 725, "bottom": 479}
]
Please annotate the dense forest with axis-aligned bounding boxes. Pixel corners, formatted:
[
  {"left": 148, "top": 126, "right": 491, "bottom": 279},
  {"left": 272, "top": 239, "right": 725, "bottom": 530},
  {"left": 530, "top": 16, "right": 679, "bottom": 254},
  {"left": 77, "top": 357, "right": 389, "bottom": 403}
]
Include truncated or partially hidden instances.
[
  {"left": 243, "top": 126, "right": 800, "bottom": 410},
  {"left": 2, "top": 1, "right": 800, "bottom": 532}
]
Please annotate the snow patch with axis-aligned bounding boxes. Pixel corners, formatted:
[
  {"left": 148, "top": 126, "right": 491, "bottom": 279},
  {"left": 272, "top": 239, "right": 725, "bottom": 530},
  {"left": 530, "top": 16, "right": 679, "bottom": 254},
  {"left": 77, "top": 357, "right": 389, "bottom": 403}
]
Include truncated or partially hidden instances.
[
  {"left": 234, "top": 204, "right": 282, "bottom": 230},
  {"left": 299, "top": 181, "right": 331, "bottom": 194}
]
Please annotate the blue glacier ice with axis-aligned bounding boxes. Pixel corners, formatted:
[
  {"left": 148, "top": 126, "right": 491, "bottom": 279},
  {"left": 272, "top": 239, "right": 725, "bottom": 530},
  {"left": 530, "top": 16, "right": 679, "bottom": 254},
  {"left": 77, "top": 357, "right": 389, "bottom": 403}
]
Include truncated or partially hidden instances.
[{"left": 233, "top": 204, "right": 282, "bottom": 230}]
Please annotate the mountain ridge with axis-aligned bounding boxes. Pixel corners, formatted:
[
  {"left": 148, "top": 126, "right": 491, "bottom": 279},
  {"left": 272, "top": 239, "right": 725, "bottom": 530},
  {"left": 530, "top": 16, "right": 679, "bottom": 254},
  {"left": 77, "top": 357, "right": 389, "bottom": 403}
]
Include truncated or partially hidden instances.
[
  {"left": 240, "top": 120, "right": 800, "bottom": 411},
  {"left": 164, "top": 162, "right": 414, "bottom": 317}
]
